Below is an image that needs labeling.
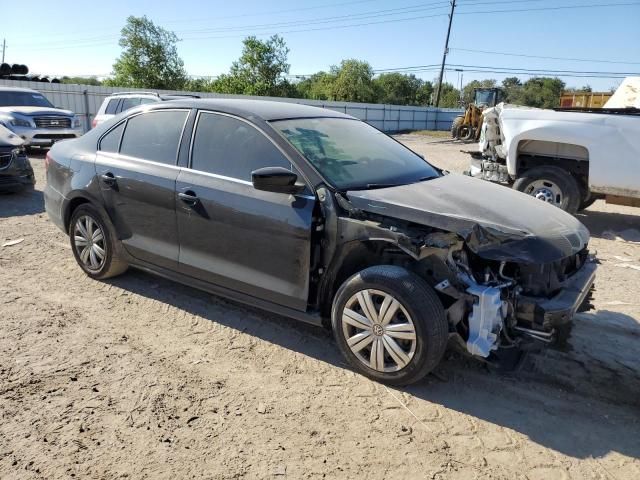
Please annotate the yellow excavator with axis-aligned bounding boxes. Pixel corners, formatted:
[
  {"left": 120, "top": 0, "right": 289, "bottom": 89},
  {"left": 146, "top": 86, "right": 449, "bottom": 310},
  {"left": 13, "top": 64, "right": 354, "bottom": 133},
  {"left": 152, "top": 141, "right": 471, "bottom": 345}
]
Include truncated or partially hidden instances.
[{"left": 451, "top": 87, "right": 506, "bottom": 142}]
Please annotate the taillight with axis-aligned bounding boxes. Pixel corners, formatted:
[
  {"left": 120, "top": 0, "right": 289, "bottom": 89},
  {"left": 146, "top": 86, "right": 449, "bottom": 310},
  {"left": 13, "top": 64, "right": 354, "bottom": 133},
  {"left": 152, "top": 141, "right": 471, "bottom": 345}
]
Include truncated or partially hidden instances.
[
  {"left": 45, "top": 151, "right": 52, "bottom": 171},
  {"left": 91, "top": 118, "right": 97, "bottom": 129}
]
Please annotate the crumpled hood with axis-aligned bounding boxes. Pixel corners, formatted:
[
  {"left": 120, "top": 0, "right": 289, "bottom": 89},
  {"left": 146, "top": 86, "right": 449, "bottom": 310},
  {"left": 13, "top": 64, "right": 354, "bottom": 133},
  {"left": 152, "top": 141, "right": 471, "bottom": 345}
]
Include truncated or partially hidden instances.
[
  {"left": 0, "top": 106, "right": 75, "bottom": 117},
  {"left": 346, "top": 173, "right": 590, "bottom": 264}
]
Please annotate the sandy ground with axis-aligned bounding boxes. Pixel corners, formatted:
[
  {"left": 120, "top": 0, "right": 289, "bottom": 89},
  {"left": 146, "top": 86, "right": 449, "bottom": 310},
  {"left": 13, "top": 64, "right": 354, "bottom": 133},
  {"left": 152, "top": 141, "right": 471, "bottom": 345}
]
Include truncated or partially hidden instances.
[{"left": 1, "top": 136, "right": 639, "bottom": 480}]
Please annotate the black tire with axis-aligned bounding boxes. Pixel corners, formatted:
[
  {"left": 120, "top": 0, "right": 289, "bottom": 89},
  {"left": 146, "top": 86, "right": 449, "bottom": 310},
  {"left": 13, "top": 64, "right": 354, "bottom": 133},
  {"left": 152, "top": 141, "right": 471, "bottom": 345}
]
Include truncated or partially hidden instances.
[
  {"left": 69, "top": 203, "right": 128, "bottom": 280},
  {"left": 331, "top": 265, "right": 448, "bottom": 386},
  {"left": 513, "top": 166, "right": 582, "bottom": 214},
  {"left": 450, "top": 116, "right": 464, "bottom": 139},
  {"left": 578, "top": 193, "right": 598, "bottom": 211}
]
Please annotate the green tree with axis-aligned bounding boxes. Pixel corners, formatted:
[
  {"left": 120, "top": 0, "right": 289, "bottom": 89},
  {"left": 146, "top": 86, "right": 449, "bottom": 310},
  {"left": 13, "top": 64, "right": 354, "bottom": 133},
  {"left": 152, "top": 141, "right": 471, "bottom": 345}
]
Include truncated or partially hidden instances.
[
  {"left": 519, "top": 77, "right": 566, "bottom": 108},
  {"left": 295, "top": 72, "right": 336, "bottom": 100},
  {"left": 210, "top": 35, "right": 292, "bottom": 97},
  {"left": 416, "top": 81, "right": 434, "bottom": 106},
  {"left": 330, "top": 59, "right": 377, "bottom": 103},
  {"left": 502, "top": 76, "right": 523, "bottom": 103},
  {"left": 373, "top": 73, "right": 428, "bottom": 105},
  {"left": 106, "top": 16, "right": 187, "bottom": 90},
  {"left": 434, "top": 82, "right": 461, "bottom": 108},
  {"left": 462, "top": 79, "right": 497, "bottom": 104},
  {"left": 61, "top": 76, "right": 102, "bottom": 86}
]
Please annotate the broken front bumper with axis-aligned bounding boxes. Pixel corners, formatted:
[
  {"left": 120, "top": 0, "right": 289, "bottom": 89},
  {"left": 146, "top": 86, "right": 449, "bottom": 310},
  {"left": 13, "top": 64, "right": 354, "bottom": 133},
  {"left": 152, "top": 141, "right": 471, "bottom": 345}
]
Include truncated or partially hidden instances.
[{"left": 515, "top": 259, "right": 597, "bottom": 331}]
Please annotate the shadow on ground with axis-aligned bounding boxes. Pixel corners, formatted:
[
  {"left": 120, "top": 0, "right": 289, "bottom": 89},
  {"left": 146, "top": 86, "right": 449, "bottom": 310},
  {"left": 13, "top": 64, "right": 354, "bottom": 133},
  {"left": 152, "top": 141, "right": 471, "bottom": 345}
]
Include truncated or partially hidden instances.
[
  {"left": 0, "top": 188, "right": 44, "bottom": 218},
  {"left": 108, "top": 268, "right": 640, "bottom": 461},
  {"left": 578, "top": 208, "right": 640, "bottom": 240}
]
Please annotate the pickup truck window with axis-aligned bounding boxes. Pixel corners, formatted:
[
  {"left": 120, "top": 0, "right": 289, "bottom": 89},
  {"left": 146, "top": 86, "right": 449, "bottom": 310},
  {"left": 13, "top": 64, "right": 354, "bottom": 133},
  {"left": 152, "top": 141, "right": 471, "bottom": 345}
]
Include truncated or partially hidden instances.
[{"left": 272, "top": 118, "right": 439, "bottom": 190}]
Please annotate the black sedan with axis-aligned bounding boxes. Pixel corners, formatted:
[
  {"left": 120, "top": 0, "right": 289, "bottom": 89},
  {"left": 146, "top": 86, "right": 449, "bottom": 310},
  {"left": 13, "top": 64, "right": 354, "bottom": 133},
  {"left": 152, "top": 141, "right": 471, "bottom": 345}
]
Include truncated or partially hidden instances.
[{"left": 43, "top": 99, "right": 595, "bottom": 385}]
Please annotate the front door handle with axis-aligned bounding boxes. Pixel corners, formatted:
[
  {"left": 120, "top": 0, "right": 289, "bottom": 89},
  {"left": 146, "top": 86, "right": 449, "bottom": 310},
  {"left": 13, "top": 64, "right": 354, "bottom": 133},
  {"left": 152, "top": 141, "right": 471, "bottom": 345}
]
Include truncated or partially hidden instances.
[
  {"left": 178, "top": 191, "right": 199, "bottom": 206},
  {"left": 100, "top": 172, "right": 116, "bottom": 186}
]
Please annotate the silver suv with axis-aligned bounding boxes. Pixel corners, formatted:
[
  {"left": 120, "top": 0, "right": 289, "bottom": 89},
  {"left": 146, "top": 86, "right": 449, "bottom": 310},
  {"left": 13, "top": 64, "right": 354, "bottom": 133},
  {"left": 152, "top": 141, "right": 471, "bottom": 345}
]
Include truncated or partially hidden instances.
[
  {"left": 0, "top": 87, "right": 83, "bottom": 147},
  {"left": 92, "top": 92, "right": 200, "bottom": 128}
]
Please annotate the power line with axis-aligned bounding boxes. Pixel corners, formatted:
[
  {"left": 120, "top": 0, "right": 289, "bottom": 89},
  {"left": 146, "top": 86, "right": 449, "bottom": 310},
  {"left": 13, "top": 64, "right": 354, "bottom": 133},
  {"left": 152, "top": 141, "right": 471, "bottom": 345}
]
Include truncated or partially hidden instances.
[
  {"left": 17, "top": 0, "right": 640, "bottom": 48},
  {"left": 450, "top": 47, "right": 640, "bottom": 65},
  {"left": 16, "top": 1, "right": 453, "bottom": 47}
]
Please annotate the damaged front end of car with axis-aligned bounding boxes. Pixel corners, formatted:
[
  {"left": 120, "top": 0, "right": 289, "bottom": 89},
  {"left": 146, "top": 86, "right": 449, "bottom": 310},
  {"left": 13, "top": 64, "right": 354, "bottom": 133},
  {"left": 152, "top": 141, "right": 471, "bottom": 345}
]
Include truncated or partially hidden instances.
[
  {"left": 314, "top": 173, "right": 596, "bottom": 362},
  {"left": 0, "top": 123, "right": 35, "bottom": 192}
]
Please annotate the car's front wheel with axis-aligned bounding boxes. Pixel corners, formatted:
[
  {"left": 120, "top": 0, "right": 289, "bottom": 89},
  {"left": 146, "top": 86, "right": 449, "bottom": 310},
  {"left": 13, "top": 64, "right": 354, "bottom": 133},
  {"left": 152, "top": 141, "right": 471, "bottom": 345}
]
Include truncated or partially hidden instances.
[
  {"left": 331, "top": 266, "right": 448, "bottom": 385},
  {"left": 69, "top": 204, "right": 128, "bottom": 279}
]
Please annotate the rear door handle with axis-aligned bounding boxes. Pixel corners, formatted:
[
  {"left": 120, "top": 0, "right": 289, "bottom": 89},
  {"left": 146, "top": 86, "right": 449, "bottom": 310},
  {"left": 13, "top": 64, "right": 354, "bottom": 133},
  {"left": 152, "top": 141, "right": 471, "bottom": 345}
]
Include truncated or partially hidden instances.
[
  {"left": 100, "top": 172, "right": 116, "bottom": 186},
  {"left": 178, "top": 191, "right": 199, "bottom": 206}
]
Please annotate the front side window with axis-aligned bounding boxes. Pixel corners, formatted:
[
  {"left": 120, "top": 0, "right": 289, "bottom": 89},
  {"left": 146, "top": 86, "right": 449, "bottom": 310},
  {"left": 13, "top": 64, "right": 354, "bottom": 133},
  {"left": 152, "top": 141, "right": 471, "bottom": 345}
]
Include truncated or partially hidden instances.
[
  {"left": 99, "top": 122, "right": 125, "bottom": 153},
  {"left": 191, "top": 112, "right": 291, "bottom": 181},
  {"left": 119, "top": 110, "right": 188, "bottom": 165},
  {"left": 272, "top": 118, "right": 439, "bottom": 190}
]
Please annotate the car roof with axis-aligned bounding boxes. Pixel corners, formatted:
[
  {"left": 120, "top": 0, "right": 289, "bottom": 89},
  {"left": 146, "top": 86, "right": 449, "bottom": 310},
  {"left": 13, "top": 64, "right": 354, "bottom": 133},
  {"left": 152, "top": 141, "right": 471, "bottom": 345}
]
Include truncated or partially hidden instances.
[
  {"left": 0, "top": 87, "right": 41, "bottom": 94},
  {"left": 146, "top": 98, "right": 355, "bottom": 121}
]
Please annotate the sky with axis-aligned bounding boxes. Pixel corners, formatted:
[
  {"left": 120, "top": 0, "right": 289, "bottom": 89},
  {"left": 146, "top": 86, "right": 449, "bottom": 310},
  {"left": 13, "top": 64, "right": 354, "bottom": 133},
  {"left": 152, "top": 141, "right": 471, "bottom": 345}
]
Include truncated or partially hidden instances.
[{"left": 2, "top": 0, "right": 639, "bottom": 91}]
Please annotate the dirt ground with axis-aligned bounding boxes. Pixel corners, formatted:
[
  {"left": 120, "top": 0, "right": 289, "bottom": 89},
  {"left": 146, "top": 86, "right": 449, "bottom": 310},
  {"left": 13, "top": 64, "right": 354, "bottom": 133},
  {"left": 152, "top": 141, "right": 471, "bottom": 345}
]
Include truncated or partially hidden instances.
[{"left": 1, "top": 135, "right": 639, "bottom": 480}]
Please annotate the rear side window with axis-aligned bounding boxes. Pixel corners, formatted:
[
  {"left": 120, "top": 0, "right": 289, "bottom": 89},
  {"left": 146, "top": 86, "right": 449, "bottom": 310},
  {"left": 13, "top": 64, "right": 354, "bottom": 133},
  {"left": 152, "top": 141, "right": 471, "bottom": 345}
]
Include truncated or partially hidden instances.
[
  {"left": 119, "top": 97, "right": 141, "bottom": 113},
  {"left": 139, "top": 97, "right": 156, "bottom": 105},
  {"left": 191, "top": 112, "right": 291, "bottom": 181},
  {"left": 105, "top": 99, "right": 120, "bottom": 115},
  {"left": 99, "top": 122, "right": 125, "bottom": 152},
  {"left": 120, "top": 110, "right": 188, "bottom": 165}
]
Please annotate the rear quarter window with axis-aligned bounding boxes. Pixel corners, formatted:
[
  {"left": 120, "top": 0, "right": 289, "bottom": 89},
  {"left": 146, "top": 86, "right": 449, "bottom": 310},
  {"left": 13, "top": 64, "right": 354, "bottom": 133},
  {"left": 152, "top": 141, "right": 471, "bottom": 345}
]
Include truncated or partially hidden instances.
[
  {"left": 105, "top": 99, "right": 120, "bottom": 115},
  {"left": 99, "top": 122, "right": 125, "bottom": 153},
  {"left": 119, "top": 97, "right": 142, "bottom": 113}
]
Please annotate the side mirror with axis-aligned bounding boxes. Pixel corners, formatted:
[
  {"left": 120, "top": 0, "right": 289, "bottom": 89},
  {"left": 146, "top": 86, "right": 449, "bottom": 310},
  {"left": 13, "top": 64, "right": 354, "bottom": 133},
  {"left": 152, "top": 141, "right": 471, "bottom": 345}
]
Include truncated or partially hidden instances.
[{"left": 251, "top": 166, "right": 305, "bottom": 195}]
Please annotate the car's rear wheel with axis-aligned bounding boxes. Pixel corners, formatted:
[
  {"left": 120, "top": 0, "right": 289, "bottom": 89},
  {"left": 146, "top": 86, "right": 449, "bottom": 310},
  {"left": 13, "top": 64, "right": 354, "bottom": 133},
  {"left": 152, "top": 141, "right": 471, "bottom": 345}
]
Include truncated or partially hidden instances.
[
  {"left": 331, "top": 266, "right": 448, "bottom": 386},
  {"left": 513, "top": 166, "right": 581, "bottom": 214},
  {"left": 69, "top": 204, "right": 128, "bottom": 279}
]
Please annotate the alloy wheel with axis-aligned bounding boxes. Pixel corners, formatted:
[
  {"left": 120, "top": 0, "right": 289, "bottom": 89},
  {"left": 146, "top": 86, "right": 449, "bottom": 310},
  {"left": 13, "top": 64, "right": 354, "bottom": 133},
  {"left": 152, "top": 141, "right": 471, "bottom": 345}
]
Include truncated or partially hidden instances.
[
  {"left": 341, "top": 289, "right": 417, "bottom": 373},
  {"left": 73, "top": 215, "right": 106, "bottom": 271},
  {"left": 525, "top": 179, "right": 564, "bottom": 207}
]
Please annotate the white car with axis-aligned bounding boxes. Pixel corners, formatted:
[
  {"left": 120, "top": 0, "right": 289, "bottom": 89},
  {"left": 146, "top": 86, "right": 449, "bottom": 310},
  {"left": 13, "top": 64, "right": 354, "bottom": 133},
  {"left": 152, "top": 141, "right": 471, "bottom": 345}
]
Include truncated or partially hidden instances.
[
  {"left": 0, "top": 87, "right": 83, "bottom": 147},
  {"left": 470, "top": 103, "right": 640, "bottom": 213},
  {"left": 92, "top": 92, "right": 200, "bottom": 128}
]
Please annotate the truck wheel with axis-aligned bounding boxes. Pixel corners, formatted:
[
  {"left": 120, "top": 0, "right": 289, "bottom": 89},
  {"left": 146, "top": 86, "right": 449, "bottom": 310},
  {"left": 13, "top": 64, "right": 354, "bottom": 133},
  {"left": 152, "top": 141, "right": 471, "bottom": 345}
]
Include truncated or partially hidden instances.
[
  {"left": 331, "top": 265, "right": 448, "bottom": 386},
  {"left": 451, "top": 116, "right": 464, "bottom": 139},
  {"left": 579, "top": 194, "right": 598, "bottom": 211},
  {"left": 513, "top": 166, "right": 581, "bottom": 214}
]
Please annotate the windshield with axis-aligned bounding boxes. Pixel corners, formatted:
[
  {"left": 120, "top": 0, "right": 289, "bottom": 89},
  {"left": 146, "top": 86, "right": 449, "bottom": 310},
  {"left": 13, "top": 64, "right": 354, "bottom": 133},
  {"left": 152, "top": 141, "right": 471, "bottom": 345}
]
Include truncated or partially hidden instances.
[
  {"left": 0, "top": 91, "right": 55, "bottom": 108},
  {"left": 474, "top": 90, "right": 496, "bottom": 107},
  {"left": 272, "top": 118, "right": 439, "bottom": 190}
]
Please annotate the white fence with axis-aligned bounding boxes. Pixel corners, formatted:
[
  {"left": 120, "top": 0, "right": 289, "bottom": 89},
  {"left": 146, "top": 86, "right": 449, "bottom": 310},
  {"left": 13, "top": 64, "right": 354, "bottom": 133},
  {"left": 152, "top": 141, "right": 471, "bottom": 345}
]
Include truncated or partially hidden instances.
[{"left": 0, "top": 79, "right": 463, "bottom": 133}]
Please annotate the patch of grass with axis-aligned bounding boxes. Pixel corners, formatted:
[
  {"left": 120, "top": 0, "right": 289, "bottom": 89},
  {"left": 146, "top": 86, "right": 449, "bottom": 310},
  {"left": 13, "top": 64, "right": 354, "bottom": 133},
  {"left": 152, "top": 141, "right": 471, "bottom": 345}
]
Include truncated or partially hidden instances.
[{"left": 409, "top": 130, "right": 452, "bottom": 138}]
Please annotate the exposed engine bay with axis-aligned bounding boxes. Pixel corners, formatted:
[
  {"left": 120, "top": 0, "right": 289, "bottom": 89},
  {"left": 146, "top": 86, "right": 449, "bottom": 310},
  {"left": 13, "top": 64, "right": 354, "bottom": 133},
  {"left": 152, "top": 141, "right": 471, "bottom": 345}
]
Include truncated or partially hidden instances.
[{"left": 315, "top": 173, "right": 597, "bottom": 361}]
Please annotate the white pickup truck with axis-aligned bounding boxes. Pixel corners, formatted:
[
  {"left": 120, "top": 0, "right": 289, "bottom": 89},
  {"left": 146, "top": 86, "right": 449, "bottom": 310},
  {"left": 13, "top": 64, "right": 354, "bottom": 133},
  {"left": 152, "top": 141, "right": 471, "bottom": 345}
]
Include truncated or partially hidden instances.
[{"left": 469, "top": 79, "right": 640, "bottom": 213}]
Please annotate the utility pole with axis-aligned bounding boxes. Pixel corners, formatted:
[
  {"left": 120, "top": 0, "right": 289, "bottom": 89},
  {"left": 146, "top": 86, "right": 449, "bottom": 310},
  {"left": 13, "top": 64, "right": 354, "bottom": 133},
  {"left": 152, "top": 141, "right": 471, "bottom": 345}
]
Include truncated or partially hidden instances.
[
  {"left": 1, "top": 39, "right": 5, "bottom": 63},
  {"left": 434, "top": 0, "right": 456, "bottom": 108},
  {"left": 456, "top": 68, "right": 464, "bottom": 106}
]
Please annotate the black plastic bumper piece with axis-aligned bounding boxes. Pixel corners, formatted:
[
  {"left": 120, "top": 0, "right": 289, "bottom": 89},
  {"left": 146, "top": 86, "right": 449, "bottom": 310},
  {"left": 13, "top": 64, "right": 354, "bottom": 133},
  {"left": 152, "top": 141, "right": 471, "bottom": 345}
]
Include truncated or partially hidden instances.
[{"left": 515, "top": 260, "right": 597, "bottom": 330}]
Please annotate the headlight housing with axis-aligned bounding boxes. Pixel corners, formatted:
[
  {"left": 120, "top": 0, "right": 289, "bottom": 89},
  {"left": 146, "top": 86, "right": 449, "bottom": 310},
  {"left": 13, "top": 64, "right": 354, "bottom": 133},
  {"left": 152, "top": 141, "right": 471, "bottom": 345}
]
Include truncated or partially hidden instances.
[
  {"left": 9, "top": 116, "right": 32, "bottom": 128},
  {"left": 73, "top": 117, "right": 81, "bottom": 128}
]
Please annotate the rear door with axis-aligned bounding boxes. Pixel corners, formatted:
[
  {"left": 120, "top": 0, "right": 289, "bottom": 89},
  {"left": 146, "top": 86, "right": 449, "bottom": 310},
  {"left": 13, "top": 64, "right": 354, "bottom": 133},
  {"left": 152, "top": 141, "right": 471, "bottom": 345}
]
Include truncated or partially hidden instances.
[
  {"left": 95, "top": 109, "right": 190, "bottom": 269},
  {"left": 176, "top": 111, "right": 316, "bottom": 310}
]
